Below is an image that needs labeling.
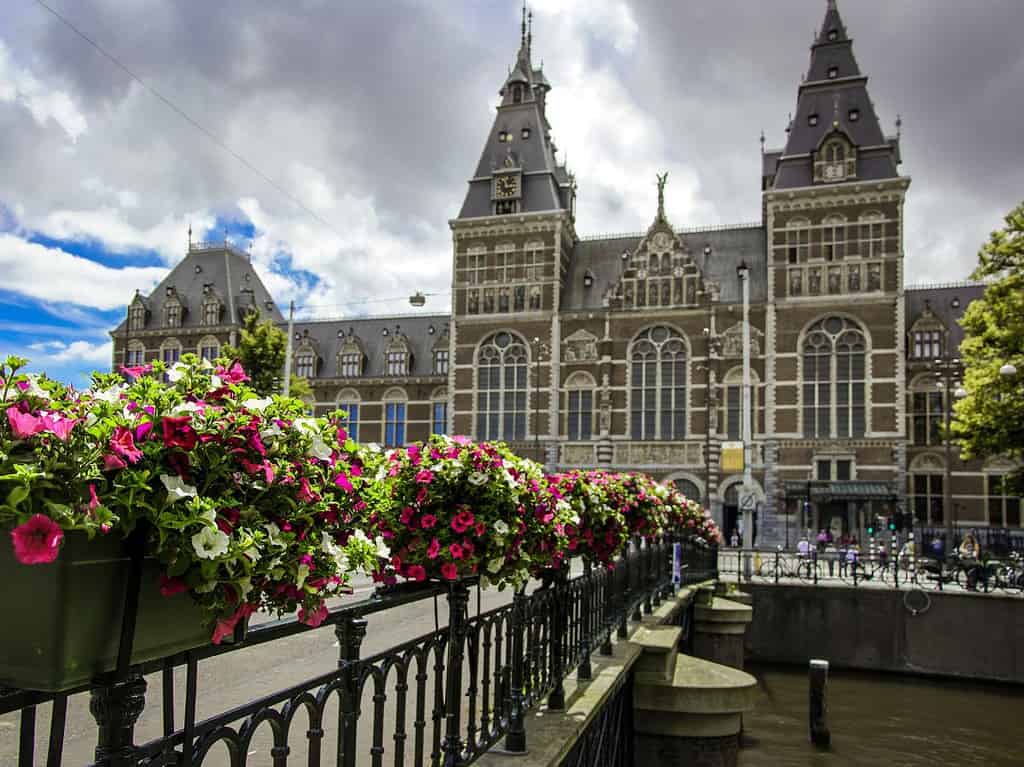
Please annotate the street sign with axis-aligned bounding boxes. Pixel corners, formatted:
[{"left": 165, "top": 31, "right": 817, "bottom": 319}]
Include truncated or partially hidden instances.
[
  {"left": 740, "top": 490, "right": 757, "bottom": 510},
  {"left": 720, "top": 441, "right": 744, "bottom": 472}
]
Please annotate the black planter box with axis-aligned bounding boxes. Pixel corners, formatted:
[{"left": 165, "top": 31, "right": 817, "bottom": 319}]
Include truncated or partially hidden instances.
[{"left": 0, "top": 530, "right": 211, "bottom": 692}]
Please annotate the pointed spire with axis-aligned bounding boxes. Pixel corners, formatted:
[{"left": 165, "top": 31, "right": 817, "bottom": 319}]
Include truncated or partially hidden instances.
[
  {"left": 187, "top": 222, "right": 192, "bottom": 249},
  {"left": 520, "top": 1, "right": 527, "bottom": 48},
  {"left": 816, "top": 0, "right": 849, "bottom": 46}
]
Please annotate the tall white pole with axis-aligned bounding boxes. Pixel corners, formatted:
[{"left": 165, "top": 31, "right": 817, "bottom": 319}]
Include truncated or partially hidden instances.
[
  {"left": 741, "top": 267, "right": 753, "bottom": 551},
  {"left": 282, "top": 300, "right": 295, "bottom": 397}
]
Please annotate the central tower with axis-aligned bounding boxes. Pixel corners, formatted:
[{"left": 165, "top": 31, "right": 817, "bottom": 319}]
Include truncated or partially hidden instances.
[{"left": 447, "top": 9, "right": 576, "bottom": 462}]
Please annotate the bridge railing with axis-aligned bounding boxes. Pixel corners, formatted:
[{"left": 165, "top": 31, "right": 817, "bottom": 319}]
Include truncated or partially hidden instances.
[
  {"left": 717, "top": 546, "right": 1024, "bottom": 597},
  {"left": 1, "top": 537, "right": 716, "bottom": 767}
]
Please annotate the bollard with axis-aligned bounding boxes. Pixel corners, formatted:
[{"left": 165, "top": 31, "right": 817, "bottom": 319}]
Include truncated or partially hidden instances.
[{"left": 809, "top": 659, "right": 831, "bottom": 748}]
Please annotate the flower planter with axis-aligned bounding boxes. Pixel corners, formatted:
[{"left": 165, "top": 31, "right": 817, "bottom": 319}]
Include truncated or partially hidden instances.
[{"left": 0, "top": 532, "right": 211, "bottom": 692}]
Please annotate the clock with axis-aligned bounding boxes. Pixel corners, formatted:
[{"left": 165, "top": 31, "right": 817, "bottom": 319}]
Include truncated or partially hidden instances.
[
  {"left": 495, "top": 175, "right": 520, "bottom": 198},
  {"left": 652, "top": 232, "right": 671, "bottom": 250}
]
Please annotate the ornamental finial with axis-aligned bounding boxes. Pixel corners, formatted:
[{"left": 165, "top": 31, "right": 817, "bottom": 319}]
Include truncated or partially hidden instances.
[{"left": 656, "top": 172, "right": 668, "bottom": 220}]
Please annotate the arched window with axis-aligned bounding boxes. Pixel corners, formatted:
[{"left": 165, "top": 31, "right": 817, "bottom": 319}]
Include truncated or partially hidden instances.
[
  {"left": 825, "top": 140, "right": 846, "bottom": 163},
  {"left": 202, "top": 297, "right": 221, "bottom": 326},
  {"left": 672, "top": 478, "right": 701, "bottom": 504},
  {"left": 909, "top": 375, "right": 944, "bottom": 446},
  {"left": 564, "top": 371, "right": 595, "bottom": 441},
  {"left": 336, "top": 389, "right": 360, "bottom": 442},
  {"left": 720, "top": 367, "right": 761, "bottom": 440},
  {"left": 384, "top": 338, "right": 410, "bottom": 376},
  {"left": 197, "top": 335, "right": 220, "bottom": 362},
  {"left": 160, "top": 339, "right": 182, "bottom": 383},
  {"left": 128, "top": 301, "right": 146, "bottom": 331},
  {"left": 383, "top": 388, "right": 407, "bottom": 447},
  {"left": 337, "top": 338, "right": 364, "bottom": 378},
  {"left": 125, "top": 340, "right": 145, "bottom": 367},
  {"left": 801, "top": 317, "right": 867, "bottom": 438},
  {"left": 630, "top": 326, "right": 688, "bottom": 440},
  {"left": 295, "top": 341, "right": 317, "bottom": 379},
  {"left": 476, "top": 332, "right": 528, "bottom": 441},
  {"left": 908, "top": 454, "right": 944, "bottom": 525},
  {"left": 431, "top": 387, "right": 447, "bottom": 436}
]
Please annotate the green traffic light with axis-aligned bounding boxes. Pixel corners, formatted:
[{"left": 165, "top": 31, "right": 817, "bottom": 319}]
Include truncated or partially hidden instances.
[{"left": 867, "top": 526, "right": 874, "bottom": 535}]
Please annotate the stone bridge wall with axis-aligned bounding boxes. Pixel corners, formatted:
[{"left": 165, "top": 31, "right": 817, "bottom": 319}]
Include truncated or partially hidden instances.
[{"left": 744, "top": 583, "right": 1024, "bottom": 684}]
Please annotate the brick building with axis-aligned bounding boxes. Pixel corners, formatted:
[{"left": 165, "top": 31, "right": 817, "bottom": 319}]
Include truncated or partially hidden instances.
[{"left": 111, "top": 2, "right": 1020, "bottom": 544}]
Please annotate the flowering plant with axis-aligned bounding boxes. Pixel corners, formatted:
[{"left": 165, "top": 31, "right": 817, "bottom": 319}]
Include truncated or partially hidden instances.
[
  {"left": 545, "top": 471, "right": 629, "bottom": 569},
  {"left": 368, "top": 434, "right": 572, "bottom": 588},
  {"left": 0, "top": 355, "right": 380, "bottom": 641},
  {"left": 662, "top": 483, "right": 721, "bottom": 547},
  {"left": 604, "top": 473, "right": 668, "bottom": 539}
]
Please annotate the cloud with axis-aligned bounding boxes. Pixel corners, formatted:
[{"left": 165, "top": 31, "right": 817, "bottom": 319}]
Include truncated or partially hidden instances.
[
  {"left": 0, "top": 41, "right": 87, "bottom": 141},
  {"left": 29, "top": 339, "right": 112, "bottom": 364},
  {"left": 0, "top": 233, "right": 167, "bottom": 309}
]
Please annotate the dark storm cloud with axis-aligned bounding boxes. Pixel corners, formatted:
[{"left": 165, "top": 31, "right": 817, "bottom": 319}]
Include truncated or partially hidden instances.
[{"left": 2, "top": 0, "right": 1021, "bottom": 287}]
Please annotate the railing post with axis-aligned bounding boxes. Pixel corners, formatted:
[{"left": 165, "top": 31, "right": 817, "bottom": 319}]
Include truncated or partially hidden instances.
[
  {"left": 813, "top": 550, "right": 819, "bottom": 585},
  {"left": 774, "top": 550, "right": 780, "bottom": 584},
  {"left": 442, "top": 582, "right": 471, "bottom": 767},
  {"left": 631, "top": 538, "right": 643, "bottom": 623},
  {"left": 600, "top": 562, "right": 615, "bottom": 655},
  {"left": 652, "top": 537, "right": 663, "bottom": 608},
  {"left": 548, "top": 570, "right": 568, "bottom": 710},
  {"left": 504, "top": 586, "right": 529, "bottom": 753},
  {"left": 336, "top": 615, "right": 368, "bottom": 767},
  {"left": 578, "top": 561, "right": 594, "bottom": 680},
  {"left": 643, "top": 538, "right": 655, "bottom": 615},
  {"left": 89, "top": 674, "right": 147, "bottom": 767},
  {"left": 617, "top": 546, "right": 629, "bottom": 639}
]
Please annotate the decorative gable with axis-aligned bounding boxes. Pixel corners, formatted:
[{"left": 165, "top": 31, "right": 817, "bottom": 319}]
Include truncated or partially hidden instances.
[
  {"left": 720, "top": 322, "right": 764, "bottom": 358},
  {"left": 562, "top": 329, "right": 599, "bottom": 363}
]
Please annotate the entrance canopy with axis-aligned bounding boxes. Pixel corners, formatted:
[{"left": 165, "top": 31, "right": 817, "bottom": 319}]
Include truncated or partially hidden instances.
[{"left": 783, "top": 480, "right": 898, "bottom": 502}]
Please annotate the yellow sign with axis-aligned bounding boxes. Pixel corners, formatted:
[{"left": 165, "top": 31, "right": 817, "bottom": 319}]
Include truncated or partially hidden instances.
[{"left": 720, "top": 441, "right": 744, "bottom": 473}]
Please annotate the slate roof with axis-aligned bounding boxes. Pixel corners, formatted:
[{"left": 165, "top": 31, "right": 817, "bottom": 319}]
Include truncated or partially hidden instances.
[
  {"left": 111, "top": 243, "right": 283, "bottom": 334},
  {"left": 290, "top": 314, "right": 449, "bottom": 379},
  {"left": 563, "top": 224, "right": 767, "bottom": 311},
  {"left": 771, "top": 1, "right": 900, "bottom": 190},
  {"left": 905, "top": 282, "right": 987, "bottom": 352}
]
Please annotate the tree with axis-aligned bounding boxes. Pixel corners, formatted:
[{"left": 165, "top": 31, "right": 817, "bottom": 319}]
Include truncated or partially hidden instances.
[
  {"left": 222, "top": 312, "right": 313, "bottom": 400},
  {"left": 951, "top": 202, "right": 1024, "bottom": 491}
]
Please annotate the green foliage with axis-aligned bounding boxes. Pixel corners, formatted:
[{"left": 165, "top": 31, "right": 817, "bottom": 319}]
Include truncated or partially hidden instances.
[
  {"left": 952, "top": 202, "right": 1024, "bottom": 491},
  {"left": 221, "top": 311, "right": 286, "bottom": 396}
]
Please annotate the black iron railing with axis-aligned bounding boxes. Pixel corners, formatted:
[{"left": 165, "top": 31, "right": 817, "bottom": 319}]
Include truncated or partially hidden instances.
[{"left": 1, "top": 538, "right": 718, "bottom": 767}]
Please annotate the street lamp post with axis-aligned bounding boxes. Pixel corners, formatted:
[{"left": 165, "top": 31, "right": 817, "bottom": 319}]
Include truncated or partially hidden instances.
[
  {"left": 737, "top": 261, "right": 753, "bottom": 551},
  {"left": 531, "top": 337, "right": 548, "bottom": 464},
  {"left": 932, "top": 355, "right": 965, "bottom": 549}
]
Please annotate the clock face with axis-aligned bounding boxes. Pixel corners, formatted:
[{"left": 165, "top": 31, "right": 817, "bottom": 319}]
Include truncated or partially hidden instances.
[
  {"left": 652, "top": 232, "right": 671, "bottom": 250},
  {"left": 823, "top": 163, "right": 845, "bottom": 181},
  {"left": 495, "top": 175, "right": 519, "bottom": 198}
]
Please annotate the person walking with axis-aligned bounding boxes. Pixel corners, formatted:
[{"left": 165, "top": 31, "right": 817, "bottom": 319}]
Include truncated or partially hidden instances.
[{"left": 958, "top": 531, "right": 982, "bottom": 591}]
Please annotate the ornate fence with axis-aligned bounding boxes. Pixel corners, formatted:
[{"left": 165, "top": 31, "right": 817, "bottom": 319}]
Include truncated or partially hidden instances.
[{"left": 2, "top": 538, "right": 718, "bottom": 767}]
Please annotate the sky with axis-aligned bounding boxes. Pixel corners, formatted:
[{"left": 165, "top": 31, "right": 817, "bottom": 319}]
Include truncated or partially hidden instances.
[{"left": 1, "top": 0, "right": 1022, "bottom": 385}]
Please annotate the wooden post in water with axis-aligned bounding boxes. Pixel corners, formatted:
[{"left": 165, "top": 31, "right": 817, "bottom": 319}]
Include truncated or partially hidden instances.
[{"left": 809, "top": 659, "right": 831, "bottom": 748}]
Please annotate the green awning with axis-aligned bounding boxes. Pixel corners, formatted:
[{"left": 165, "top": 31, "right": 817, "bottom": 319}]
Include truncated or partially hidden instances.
[{"left": 783, "top": 480, "right": 898, "bottom": 501}]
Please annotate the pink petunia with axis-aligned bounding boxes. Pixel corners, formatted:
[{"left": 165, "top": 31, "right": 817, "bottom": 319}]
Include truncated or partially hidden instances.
[
  {"left": 135, "top": 421, "right": 153, "bottom": 442},
  {"left": 427, "top": 538, "right": 441, "bottom": 559},
  {"left": 211, "top": 603, "right": 257, "bottom": 644},
  {"left": 216, "top": 361, "right": 249, "bottom": 385},
  {"left": 407, "top": 564, "right": 427, "bottom": 582},
  {"left": 10, "top": 514, "right": 63, "bottom": 565},
  {"left": 399, "top": 506, "right": 415, "bottom": 525},
  {"left": 441, "top": 562, "right": 459, "bottom": 581},
  {"left": 120, "top": 364, "right": 152, "bottom": 379},
  {"left": 449, "top": 542, "right": 464, "bottom": 560},
  {"left": 87, "top": 483, "right": 100, "bottom": 511},
  {"left": 159, "top": 574, "right": 189, "bottom": 597},
  {"left": 298, "top": 602, "right": 329, "bottom": 628},
  {"left": 40, "top": 414, "right": 76, "bottom": 441},
  {"left": 335, "top": 473, "right": 353, "bottom": 493},
  {"left": 103, "top": 453, "right": 128, "bottom": 470},
  {"left": 420, "top": 514, "right": 438, "bottom": 529},
  {"left": 297, "top": 477, "right": 320, "bottom": 504},
  {"left": 451, "top": 510, "right": 475, "bottom": 534},
  {"left": 161, "top": 416, "right": 198, "bottom": 451},
  {"left": 6, "top": 407, "right": 43, "bottom": 439},
  {"left": 110, "top": 426, "right": 143, "bottom": 464},
  {"left": 414, "top": 469, "right": 434, "bottom": 484}
]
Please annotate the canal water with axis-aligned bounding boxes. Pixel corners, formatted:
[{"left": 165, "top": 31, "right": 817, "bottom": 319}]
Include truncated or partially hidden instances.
[{"left": 740, "top": 665, "right": 1024, "bottom": 766}]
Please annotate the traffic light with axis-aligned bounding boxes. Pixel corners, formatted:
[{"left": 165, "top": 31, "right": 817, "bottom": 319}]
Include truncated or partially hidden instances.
[
  {"left": 867, "top": 523, "right": 874, "bottom": 535},
  {"left": 888, "top": 517, "right": 896, "bottom": 532}
]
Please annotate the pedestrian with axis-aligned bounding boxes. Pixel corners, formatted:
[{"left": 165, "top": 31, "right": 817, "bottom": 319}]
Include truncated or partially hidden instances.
[
  {"left": 930, "top": 534, "right": 944, "bottom": 560},
  {"left": 958, "top": 531, "right": 982, "bottom": 591},
  {"left": 730, "top": 531, "right": 739, "bottom": 549},
  {"left": 816, "top": 529, "right": 828, "bottom": 552},
  {"left": 797, "top": 535, "right": 810, "bottom": 558}
]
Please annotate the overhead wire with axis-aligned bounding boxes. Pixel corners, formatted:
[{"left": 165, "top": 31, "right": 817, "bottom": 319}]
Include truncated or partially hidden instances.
[{"left": 33, "top": 0, "right": 350, "bottom": 242}]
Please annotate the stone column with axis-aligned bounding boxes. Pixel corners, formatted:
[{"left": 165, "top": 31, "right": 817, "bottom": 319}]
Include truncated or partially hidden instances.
[{"left": 692, "top": 594, "right": 753, "bottom": 670}]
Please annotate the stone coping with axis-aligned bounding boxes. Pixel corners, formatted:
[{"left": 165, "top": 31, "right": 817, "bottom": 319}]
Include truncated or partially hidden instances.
[
  {"left": 695, "top": 596, "right": 754, "bottom": 624},
  {"left": 634, "top": 653, "right": 757, "bottom": 716}
]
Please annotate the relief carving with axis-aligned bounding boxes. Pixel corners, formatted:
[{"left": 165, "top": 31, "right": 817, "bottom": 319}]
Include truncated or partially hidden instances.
[
  {"left": 562, "top": 329, "right": 599, "bottom": 362},
  {"left": 720, "top": 322, "right": 763, "bottom": 358},
  {"left": 562, "top": 445, "right": 595, "bottom": 465}
]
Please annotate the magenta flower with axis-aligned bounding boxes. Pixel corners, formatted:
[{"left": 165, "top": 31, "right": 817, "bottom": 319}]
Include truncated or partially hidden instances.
[
  {"left": 441, "top": 562, "right": 459, "bottom": 581},
  {"left": 40, "top": 414, "right": 77, "bottom": 441},
  {"left": 161, "top": 416, "right": 198, "bottom": 451},
  {"left": 399, "top": 506, "right": 415, "bottom": 525},
  {"left": 449, "top": 542, "right": 464, "bottom": 560},
  {"left": 297, "top": 477, "right": 320, "bottom": 503},
  {"left": 421, "top": 514, "right": 438, "bottom": 529},
  {"left": 135, "top": 421, "right": 153, "bottom": 442},
  {"left": 414, "top": 469, "right": 434, "bottom": 484},
  {"left": 6, "top": 407, "right": 43, "bottom": 439},
  {"left": 159, "top": 574, "right": 188, "bottom": 597},
  {"left": 103, "top": 453, "right": 127, "bottom": 471},
  {"left": 211, "top": 603, "right": 257, "bottom": 644},
  {"left": 110, "top": 426, "right": 143, "bottom": 464},
  {"left": 335, "top": 473, "right": 353, "bottom": 493},
  {"left": 427, "top": 537, "right": 441, "bottom": 559},
  {"left": 407, "top": 564, "right": 427, "bottom": 582},
  {"left": 298, "top": 602, "right": 329, "bottom": 628},
  {"left": 451, "top": 510, "right": 475, "bottom": 534},
  {"left": 216, "top": 361, "right": 249, "bottom": 384},
  {"left": 120, "top": 364, "right": 152, "bottom": 379},
  {"left": 87, "top": 483, "right": 100, "bottom": 511},
  {"left": 10, "top": 514, "right": 63, "bottom": 565}
]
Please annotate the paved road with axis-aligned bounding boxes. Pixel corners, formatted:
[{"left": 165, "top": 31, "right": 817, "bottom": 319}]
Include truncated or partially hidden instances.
[{"left": 1, "top": 574, "right": 523, "bottom": 766}]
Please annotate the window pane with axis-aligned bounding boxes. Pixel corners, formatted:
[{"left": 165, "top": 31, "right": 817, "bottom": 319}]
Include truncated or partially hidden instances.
[
  {"left": 836, "top": 460, "right": 851, "bottom": 481},
  {"left": 817, "top": 460, "right": 831, "bottom": 481}
]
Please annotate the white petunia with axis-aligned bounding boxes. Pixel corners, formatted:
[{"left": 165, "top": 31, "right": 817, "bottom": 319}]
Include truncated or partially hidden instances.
[
  {"left": 171, "top": 401, "right": 203, "bottom": 415},
  {"left": 321, "top": 533, "right": 350, "bottom": 570},
  {"left": 487, "top": 557, "right": 504, "bottom": 574},
  {"left": 260, "top": 422, "right": 284, "bottom": 441},
  {"left": 199, "top": 358, "right": 214, "bottom": 370},
  {"left": 167, "top": 362, "right": 188, "bottom": 383},
  {"left": 243, "top": 397, "right": 274, "bottom": 412},
  {"left": 493, "top": 520, "right": 510, "bottom": 535},
  {"left": 161, "top": 474, "right": 197, "bottom": 502},
  {"left": 264, "top": 522, "right": 285, "bottom": 546},
  {"left": 209, "top": 375, "right": 222, "bottom": 389},
  {"left": 292, "top": 417, "right": 318, "bottom": 435},
  {"left": 468, "top": 472, "right": 488, "bottom": 486},
  {"left": 296, "top": 563, "right": 310, "bottom": 589},
  {"left": 308, "top": 436, "right": 333, "bottom": 461},
  {"left": 244, "top": 546, "right": 261, "bottom": 563},
  {"left": 373, "top": 535, "right": 391, "bottom": 560},
  {"left": 93, "top": 384, "right": 126, "bottom": 404},
  {"left": 192, "top": 526, "right": 230, "bottom": 559},
  {"left": 20, "top": 375, "right": 50, "bottom": 401}
]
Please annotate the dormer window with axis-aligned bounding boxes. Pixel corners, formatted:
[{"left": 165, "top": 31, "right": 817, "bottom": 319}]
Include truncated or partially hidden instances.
[
  {"left": 827, "top": 66, "right": 839, "bottom": 79},
  {"left": 385, "top": 336, "right": 410, "bottom": 376},
  {"left": 827, "top": 29, "right": 838, "bottom": 42},
  {"left": 165, "top": 302, "right": 181, "bottom": 328},
  {"left": 295, "top": 352, "right": 315, "bottom": 379},
  {"left": 513, "top": 86, "right": 522, "bottom": 103},
  {"left": 583, "top": 270, "right": 594, "bottom": 288},
  {"left": 808, "top": 114, "right": 819, "bottom": 127},
  {"left": 912, "top": 330, "right": 943, "bottom": 360},
  {"left": 521, "top": 127, "right": 530, "bottom": 140},
  {"left": 128, "top": 303, "right": 146, "bottom": 331},
  {"left": 848, "top": 109, "right": 860, "bottom": 122},
  {"left": 202, "top": 298, "right": 221, "bottom": 326},
  {"left": 339, "top": 352, "right": 361, "bottom": 377},
  {"left": 433, "top": 349, "right": 449, "bottom": 376}
]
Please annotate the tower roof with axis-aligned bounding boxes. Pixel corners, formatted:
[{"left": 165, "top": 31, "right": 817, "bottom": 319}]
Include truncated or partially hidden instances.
[{"left": 770, "top": 0, "right": 902, "bottom": 190}]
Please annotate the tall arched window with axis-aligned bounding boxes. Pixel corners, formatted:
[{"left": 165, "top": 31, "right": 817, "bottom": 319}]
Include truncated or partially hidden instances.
[
  {"left": 476, "top": 332, "right": 528, "bottom": 441},
  {"left": 721, "top": 367, "right": 761, "bottom": 440},
  {"left": 197, "top": 335, "right": 220, "bottom": 362},
  {"left": 125, "top": 340, "right": 145, "bottom": 367},
  {"left": 336, "top": 389, "right": 360, "bottom": 442},
  {"left": 564, "top": 371, "right": 595, "bottom": 441},
  {"left": 383, "top": 388, "right": 407, "bottom": 447},
  {"left": 672, "top": 478, "right": 702, "bottom": 504},
  {"left": 802, "top": 317, "right": 867, "bottom": 438},
  {"left": 630, "top": 326, "right": 688, "bottom": 440}
]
